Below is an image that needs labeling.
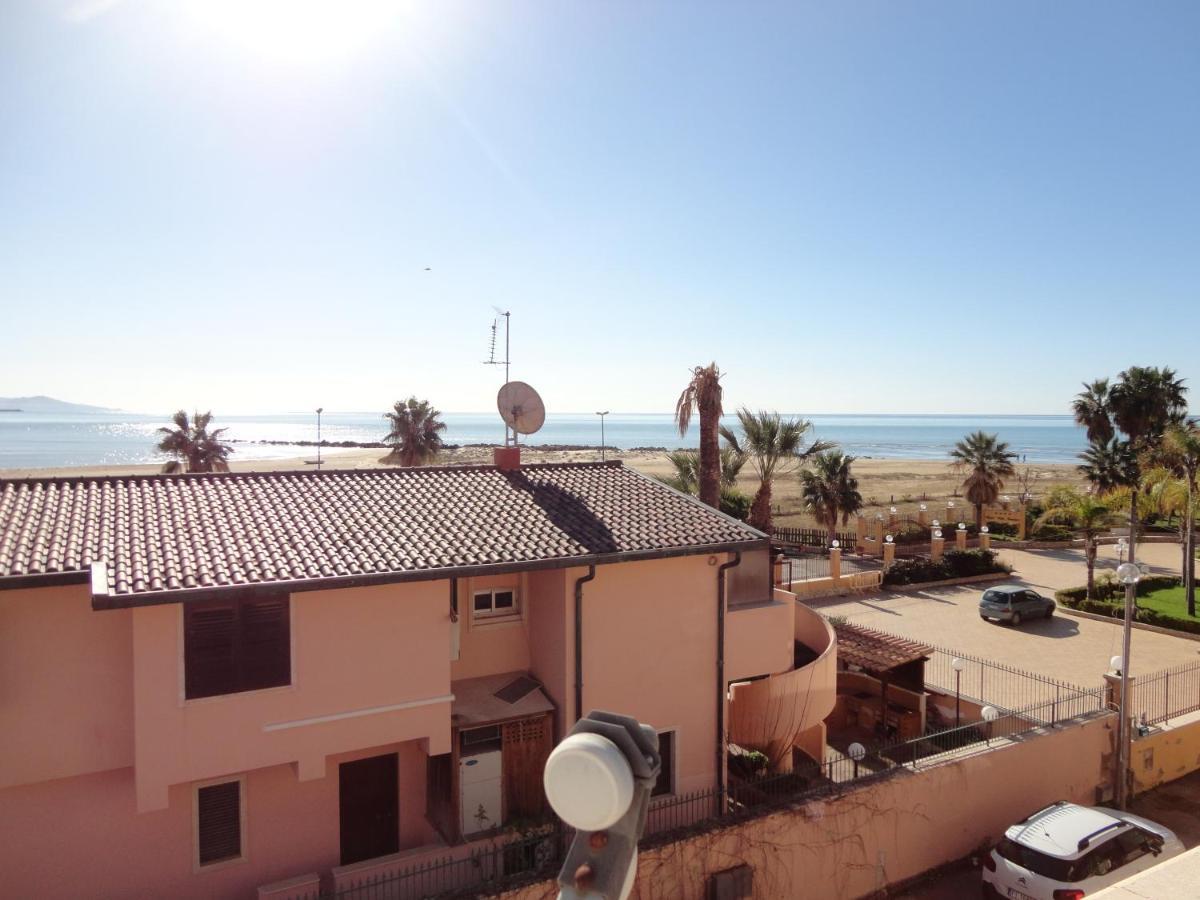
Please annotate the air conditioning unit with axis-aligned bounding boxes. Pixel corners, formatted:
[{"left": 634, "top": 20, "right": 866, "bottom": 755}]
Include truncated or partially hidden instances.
[{"left": 708, "top": 864, "right": 752, "bottom": 900}]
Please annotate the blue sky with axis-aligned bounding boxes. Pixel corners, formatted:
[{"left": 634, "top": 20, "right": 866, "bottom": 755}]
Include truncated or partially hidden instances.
[{"left": 2, "top": 1, "right": 1198, "bottom": 415}]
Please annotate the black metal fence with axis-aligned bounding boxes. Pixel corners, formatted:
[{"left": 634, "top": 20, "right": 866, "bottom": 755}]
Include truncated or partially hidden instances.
[
  {"left": 778, "top": 551, "right": 883, "bottom": 583},
  {"left": 1131, "top": 660, "right": 1200, "bottom": 726},
  {"left": 773, "top": 525, "right": 856, "bottom": 549},
  {"left": 841, "top": 623, "right": 1094, "bottom": 714},
  {"left": 308, "top": 686, "right": 1107, "bottom": 900}
]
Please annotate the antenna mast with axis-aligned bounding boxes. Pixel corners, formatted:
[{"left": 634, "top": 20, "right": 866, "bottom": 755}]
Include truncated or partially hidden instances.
[{"left": 484, "top": 310, "right": 512, "bottom": 444}]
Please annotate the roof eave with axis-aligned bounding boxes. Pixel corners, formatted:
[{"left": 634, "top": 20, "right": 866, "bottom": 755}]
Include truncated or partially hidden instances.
[{"left": 88, "top": 537, "right": 770, "bottom": 610}]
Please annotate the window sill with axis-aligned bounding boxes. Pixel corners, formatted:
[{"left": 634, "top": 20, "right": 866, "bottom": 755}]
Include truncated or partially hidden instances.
[
  {"left": 184, "top": 683, "right": 295, "bottom": 707},
  {"left": 470, "top": 615, "right": 523, "bottom": 631},
  {"left": 194, "top": 853, "right": 248, "bottom": 875}
]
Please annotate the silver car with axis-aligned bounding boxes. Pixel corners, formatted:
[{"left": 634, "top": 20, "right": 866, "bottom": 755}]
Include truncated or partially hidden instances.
[{"left": 979, "top": 585, "right": 1055, "bottom": 626}]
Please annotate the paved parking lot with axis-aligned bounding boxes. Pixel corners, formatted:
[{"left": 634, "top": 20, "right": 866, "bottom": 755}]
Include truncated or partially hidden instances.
[{"left": 812, "top": 542, "right": 1200, "bottom": 681}]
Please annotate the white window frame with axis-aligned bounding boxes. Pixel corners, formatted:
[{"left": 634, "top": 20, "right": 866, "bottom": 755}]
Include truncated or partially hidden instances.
[
  {"left": 193, "top": 775, "right": 248, "bottom": 872},
  {"left": 471, "top": 586, "right": 521, "bottom": 623}
]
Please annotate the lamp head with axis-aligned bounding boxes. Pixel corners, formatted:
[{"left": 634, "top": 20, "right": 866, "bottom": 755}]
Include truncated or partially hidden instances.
[
  {"left": 1116, "top": 562, "right": 1142, "bottom": 585},
  {"left": 982, "top": 705, "right": 1000, "bottom": 722},
  {"left": 951, "top": 657, "right": 966, "bottom": 673},
  {"left": 848, "top": 742, "right": 866, "bottom": 761}
]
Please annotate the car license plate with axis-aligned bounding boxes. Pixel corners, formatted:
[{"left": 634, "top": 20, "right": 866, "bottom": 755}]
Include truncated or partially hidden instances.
[{"left": 1007, "top": 889, "right": 1035, "bottom": 900}]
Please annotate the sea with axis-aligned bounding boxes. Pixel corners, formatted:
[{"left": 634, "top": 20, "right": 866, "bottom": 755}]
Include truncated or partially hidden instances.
[{"left": 0, "top": 411, "right": 1089, "bottom": 471}]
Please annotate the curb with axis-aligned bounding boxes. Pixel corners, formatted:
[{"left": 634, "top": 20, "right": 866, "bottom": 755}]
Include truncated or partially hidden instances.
[{"left": 1055, "top": 607, "right": 1200, "bottom": 644}]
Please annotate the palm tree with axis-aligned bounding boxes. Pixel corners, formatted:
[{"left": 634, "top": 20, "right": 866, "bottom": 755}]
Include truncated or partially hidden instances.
[
  {"left": 156, "top": 410, "right": 234, "bottom": 474},
  {"left": 949, "top": 431, "right": 1017, "bottom": 527},
  {"left": 1078, "top": 437, "right": 1138, "bottom": 496},
  {"left": 799, "top": 451, "right": 864, "bottom": 546},
  {"left": 382, "top": 397, "right": 446, "bottom": 466},
  {"left": 720, "top": 408, "right": 834, "bottom": 533},
  {"left": 1162, "top": 423, "right": 1200, "bottom": 616},
  {"left": 1073, "top": 379, "right": 1116, "bottom": 444},
  {"left": 663, "top": 446, "right": 745, "bottom": 495},
  {"left": 674, "top": 363, "right": 724, "bottom": 508},
  {"left": 1036, "top": 487, "right": 1118, "bottom": 600},
  {"left": 1090, "top": 366, "right": 1189, "bottom": 563}
]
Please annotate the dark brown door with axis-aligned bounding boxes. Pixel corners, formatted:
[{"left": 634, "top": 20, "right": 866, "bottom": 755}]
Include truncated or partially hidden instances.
[{"left": 339, "top": 753, "right": 399, "bottom": 865}]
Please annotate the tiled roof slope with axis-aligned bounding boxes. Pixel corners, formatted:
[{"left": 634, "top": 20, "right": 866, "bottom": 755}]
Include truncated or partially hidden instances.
[{"left": 0, "top": 462, "right": 764, "bottom": 602}]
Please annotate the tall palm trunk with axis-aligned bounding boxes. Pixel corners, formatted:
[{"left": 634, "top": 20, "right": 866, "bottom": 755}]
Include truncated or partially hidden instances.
[
  {"left": 749, "top": 482, "right": 772, "bottom": 534},
  {"left": 974, "top": 502, "right": 984, "bottom": 528},
  {"left": 1085, "top": 538, "right": 1097, "bottom": 600},
  {"left": 1186, "top": 475, "right": 1196, "bottom": 617},
  {"left": 698, "top": 397, "right": 721, "bottom": 509},
  {"left": 1128, "top": 487, "right": 1139, "bottom": 565}
]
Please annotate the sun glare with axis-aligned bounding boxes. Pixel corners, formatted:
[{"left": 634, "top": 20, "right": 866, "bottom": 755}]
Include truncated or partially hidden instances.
[{"left": 181, "top": 0, "right": 407, "bottom": 64}]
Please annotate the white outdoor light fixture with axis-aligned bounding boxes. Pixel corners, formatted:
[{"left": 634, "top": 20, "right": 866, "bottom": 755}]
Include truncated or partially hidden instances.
[
  {"left": 885, "top": 534, "right": 894, "bottom": 543},
  {"left": 919, "top": 504, "right": 927, "bottom": 511},
  {"left": 932, "top": 519, "right": 940, "bottom": 528},
  {"left": 831, "top": 539, "right": 840, "bottom": 549},
  {"left": 933, "top": 529, "right": 943, "bottom": 539},
  {"left": 952, "top": 658, "right": 967, "bottom": 726},
  {"left": 1116, "top": 562, "right": 1141, "bottom": 585},
  {"left": 1002, "top": 495, "right": 1011, "bottom": 503},
  {"left": 981, "top": 525, "right": 989, "bottom": 534},
  {"left": 848, "top": 742, "right": 866, "bottom": 761},
  {"left": 982, "top": 706, "right": 1000, "bottom": 722},
  {"left": 889, "top": 506, "right": 897, "bottom": 514},
  {"left": 958, "top": 522, "right": 966, "bottom": 531},
  {"left": 1110, "top": 655, "right": 1124, "bottom": 674}
]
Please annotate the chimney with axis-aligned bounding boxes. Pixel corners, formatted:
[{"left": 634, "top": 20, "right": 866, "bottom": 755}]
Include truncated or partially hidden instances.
[{"left": 494, "top": 446, "right": 521, "bottom": 471}]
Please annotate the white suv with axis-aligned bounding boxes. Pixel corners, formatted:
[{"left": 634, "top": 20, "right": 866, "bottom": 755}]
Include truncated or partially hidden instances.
[{"left": 982, "top": 801, "right": 1183, "bottom": 899}]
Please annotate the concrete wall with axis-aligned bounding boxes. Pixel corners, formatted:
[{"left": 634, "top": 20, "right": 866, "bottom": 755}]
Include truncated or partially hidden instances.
[
  {"left": 132, "top": 581, "right": 453, "bottom": 811},
  {"left": 1131, "top": 714, "right": 1200, "bottom": 793},
  {"left": 0, "top": 583, "right": 135, "bottom": 789},
  {"left": 451, "top": 572, "right": 532, "bottom": 681},
  {"left": 0, "top": 739, "right": 436, "bottom": 900},
  {"left": 726, "top": 590, "right": 795, "bottom": 683},
  {"left": 576, "top": 554, "right": 722, "bottom": 795},
  {"left": 502, "top": 713, "right": 1115, "bottom": 900},
  {"left": 525, "top": 568, "right": 570, "bottom": 739}
]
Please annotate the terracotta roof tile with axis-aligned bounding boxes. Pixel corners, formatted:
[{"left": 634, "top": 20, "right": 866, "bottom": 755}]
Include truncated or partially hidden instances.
[
  {"left": 0, "top": 462, "right": 763, "bottom": 600},
  {"left": 833, "top": 622, "right": 933, "bottom": 673}
]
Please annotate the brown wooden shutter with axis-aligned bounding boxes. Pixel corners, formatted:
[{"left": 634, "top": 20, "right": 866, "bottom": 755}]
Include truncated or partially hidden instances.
[
  {"left": 185, "top": 605, "right": 237, "bottom": 700},
  {"left": 501, "top": 715, "right": 552, "bottom": 819},
  {"left": 197, "top": 780, "right": 242, "bottom": 865},
  {"left": 239, "top": 595, "right": 291, "bottom": 691}
]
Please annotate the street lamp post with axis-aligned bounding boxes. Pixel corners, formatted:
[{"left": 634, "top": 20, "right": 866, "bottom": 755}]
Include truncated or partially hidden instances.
[
  {"left": 1114, "top": 561, "right": 1143, "bottom": 809},
  {"left": 951, "top": 658, "right": 966, "bottom": 728},
  {"left": 595, "top": 411, "right": 609, "bottom": 462},
  {"left": 316, "top": 407, "right": 324, "bottom": 471}
]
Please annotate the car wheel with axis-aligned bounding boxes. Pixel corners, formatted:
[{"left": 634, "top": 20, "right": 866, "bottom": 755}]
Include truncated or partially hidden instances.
[
  {"left": 1045, "top": 606, "right": 1054, "bottom": 618},
  {"left": 1011, "top": 612, "right": 1022, "bottom": 626}
]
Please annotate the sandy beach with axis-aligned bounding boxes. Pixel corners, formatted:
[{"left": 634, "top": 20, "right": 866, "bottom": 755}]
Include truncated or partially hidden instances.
[{"left": 2, "top": 446, "right": 1086, "bottom": 530}]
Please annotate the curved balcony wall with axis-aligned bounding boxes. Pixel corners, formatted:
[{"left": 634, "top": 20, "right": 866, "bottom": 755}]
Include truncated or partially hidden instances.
[{"left": 728, "top": 602, "right": 836, "bottom": 767}]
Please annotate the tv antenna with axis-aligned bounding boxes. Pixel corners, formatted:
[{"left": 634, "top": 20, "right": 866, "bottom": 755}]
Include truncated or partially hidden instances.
[
  {"left": 497, "top": 381, "right": 545, "bottom": 447},
  {"left": 484, "top": 308, "right": 512, "bottom": 440}
]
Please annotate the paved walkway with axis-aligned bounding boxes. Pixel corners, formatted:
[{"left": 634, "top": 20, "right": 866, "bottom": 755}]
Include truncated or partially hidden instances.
[{"left": 811, "top": 541, "right": 1200, "bottom": 682}]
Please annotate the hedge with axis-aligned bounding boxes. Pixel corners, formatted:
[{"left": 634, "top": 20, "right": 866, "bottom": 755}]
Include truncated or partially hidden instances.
[
  {"left": 883, "top": 549, "right": 1010, "bottom": 586},
  {"left": 1054, "top": 575, "right": 1179, "bottom": 605},
  {"left": 1053, "top": 577, "right": 1200, "bottom": 636}
]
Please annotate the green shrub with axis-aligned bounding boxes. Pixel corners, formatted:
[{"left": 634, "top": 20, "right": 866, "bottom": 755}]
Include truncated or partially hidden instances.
[
  {"left": 720, "top": 487, "right": 751, "bottom": 521},
  {"left": 883, "top": 549, "right": 1008, "bottom": 586},
  {"left": 1030, "top": 524, "right": 1074, "bottom": 542},
  {"left": 986, "top": 522, "right": 1019, "bottom": 537},
  {"left": 1054, "top": 575, "right": 1180, "bottom": 605}
]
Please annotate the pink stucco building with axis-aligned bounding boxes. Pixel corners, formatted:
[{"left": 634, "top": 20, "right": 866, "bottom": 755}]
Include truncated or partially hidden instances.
[{"left": 0, "top": 456, "right": 829, "bottom": 898}]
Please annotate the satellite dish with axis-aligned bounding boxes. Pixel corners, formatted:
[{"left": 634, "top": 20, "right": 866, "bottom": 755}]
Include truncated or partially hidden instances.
[{"left": 497, "top": 381, "right": 546, "bottom": 436}]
